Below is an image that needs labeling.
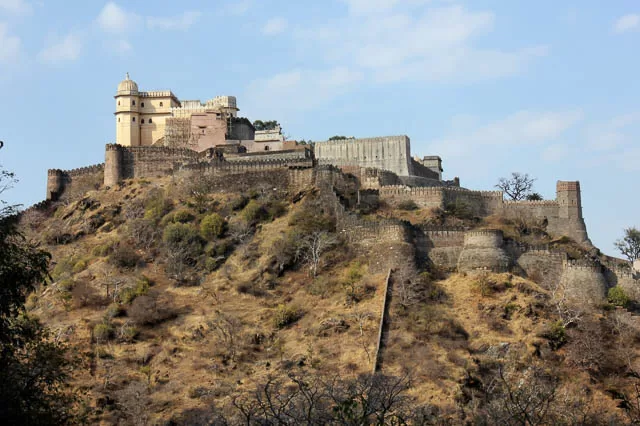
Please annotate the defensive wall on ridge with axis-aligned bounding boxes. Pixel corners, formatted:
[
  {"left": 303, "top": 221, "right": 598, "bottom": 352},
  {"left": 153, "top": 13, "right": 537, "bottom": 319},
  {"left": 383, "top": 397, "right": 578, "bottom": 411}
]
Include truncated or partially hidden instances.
[{"left": 46, "top": 164, "right": 104, "bottom": 201}]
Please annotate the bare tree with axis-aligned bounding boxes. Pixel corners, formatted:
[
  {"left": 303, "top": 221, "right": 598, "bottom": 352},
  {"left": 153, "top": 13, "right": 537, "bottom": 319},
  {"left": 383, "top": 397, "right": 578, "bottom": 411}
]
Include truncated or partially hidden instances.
[
  {"left": 550, "top": 280, "right": 583, "bottom": 328},
  {"left": 208, "top": 311, "right": 242, "bottom": 362},
  {"left": 299, "top": 231, "right": 339, "bottom": 277},
  {"left": 615, "top": 227, "right": 640, "bottom": 261},
  {"left": 496, "top": 172, "right": 536, "bottom": 201}
]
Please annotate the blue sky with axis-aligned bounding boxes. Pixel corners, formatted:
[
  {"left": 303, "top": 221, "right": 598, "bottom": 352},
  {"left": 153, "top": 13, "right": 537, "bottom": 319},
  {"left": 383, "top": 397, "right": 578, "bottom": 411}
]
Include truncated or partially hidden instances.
[{"left": 0, "top": 0, "right": 638, "bottom": 256}]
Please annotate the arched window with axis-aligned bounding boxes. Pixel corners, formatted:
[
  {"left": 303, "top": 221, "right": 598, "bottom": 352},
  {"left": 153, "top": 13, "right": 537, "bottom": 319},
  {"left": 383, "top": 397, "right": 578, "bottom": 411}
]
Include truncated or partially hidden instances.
[
  {"left": 141, "top": 119, "right": 145, "bottom": 124},
  {"left": 141, "top": 102, "right": 145, "bottom": 108},
  {"left": 159, "top": 102, "right": 163, "bottom": 107},
  {"left": 264, "top": 145, "right": 270, "bottom": 151},
  {"left": 132, "top": 117, "right": 136, "bottom": 122},
  {"left": 149, "top": 118, "right": 153, "bottom": 124},
  {"left": 132, "top": 100, "right": 136, "bottom": 106},
  {"left": 118, "top": 101, "right": 120, "bottom": 106}
]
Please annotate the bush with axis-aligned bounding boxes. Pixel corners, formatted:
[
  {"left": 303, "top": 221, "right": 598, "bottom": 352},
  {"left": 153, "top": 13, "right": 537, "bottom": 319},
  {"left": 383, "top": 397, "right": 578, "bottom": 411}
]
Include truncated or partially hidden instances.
[
  {"left": 397, "top": 200, "right": 419, "bottom": 211},
  {"left": 444, "top": 200, "right": 474, "bottom": 220},
  {"left": 129, "top": 295, "right": 177, "bottom": 326},
  {"left": 108, "top": 244, "right": 141, "bottom": 269},
  {"left": 542, "top": 320, "right": 566, "bottom": 350},
  {"left": 200, "top": 213, "right": 226, "bottom": 240},
  {"left": 118, "top": 325, "right": 139, "bottom": 342},
  {"left": 230, "top": 195, "right": 249, "bottom": 211},
  {"left": 242, "top": 200, "right": 268, "bottom": 224},
  {"left": 105, "top": 303, "right": 125, "bottom": 319},
  {"left": 143, "top": 190, "right": 173, "bottom": 223},
  {"left": 119, "top": 276, "right": 152, "bottom": 304},
  {"left": 163, "top": 223, "right": 200, "bottom": 247},
  {"left": 273, "top": 304, "right": 301, "bottom": 329},
  {"left": 93, "top": 322, "right": 114, "bottom": 343},
  {"left": 205, "top": 257, "right": 222, "bottom": 272},
  {"left": 72, "top": 259, "right": 88, "bottom": 274},
  {"left": 51, "top": 257, "right": 74, "bottom": 280},
  {"left": 608, "top": 286, "right": 629, "bottom": 307},
  {"left": 172, "top": 209, "right": 196, "bottom": 223},
  {"left": 92, "top": 241, "right": 116, "bottom": 257}
]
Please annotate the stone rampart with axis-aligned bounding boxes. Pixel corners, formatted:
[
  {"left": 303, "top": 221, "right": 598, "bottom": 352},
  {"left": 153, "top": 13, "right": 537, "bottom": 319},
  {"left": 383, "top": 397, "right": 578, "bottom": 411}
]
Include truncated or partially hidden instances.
[
  {"left": 315, "top": 136, "right": 413, "bottom": 177},
  {"left": 561, "top": 259, "right": 606, "bottom": 304},
  {"left": 457, "top": 230, "right": 511, "bottom": 273},
  {"left": 46, "top": 163, "right": 104, "bottom": 201}
]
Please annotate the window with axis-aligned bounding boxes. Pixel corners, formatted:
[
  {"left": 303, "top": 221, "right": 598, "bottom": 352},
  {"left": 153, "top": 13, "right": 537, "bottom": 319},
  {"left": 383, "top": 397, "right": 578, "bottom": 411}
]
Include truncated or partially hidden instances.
[
  {"left": 132, "top": 100, "right": 136, "bottom": 106},
  {"left": 141, "top": 119, "right": 145, "bottom": 124},
  {"left": 264, "top": 146, "right": 270, "bottom": 151},
  {"left": 118, "top": 101, "right": 120, "bottom": 106},
  {"left": 149, "top": 118, "right": 152, "bottom": 124},
  {"left": 141, "top": 102, "right": 145, "bottom": 108},
  {"left": 118, "top": 117, "right": 120, "bottom": 122},
  {"left": 132, "top": 117, "right": 136, "bottom": 122},
  {"left": 159, "top": 102, "right": 163, "bottom": 107}
]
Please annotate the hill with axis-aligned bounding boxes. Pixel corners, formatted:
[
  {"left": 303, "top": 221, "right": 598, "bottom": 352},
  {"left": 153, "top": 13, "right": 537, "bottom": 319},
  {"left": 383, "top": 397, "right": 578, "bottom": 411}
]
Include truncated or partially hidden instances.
[{"left": 18, "top": 170, "right": 640, "bottom": 424}]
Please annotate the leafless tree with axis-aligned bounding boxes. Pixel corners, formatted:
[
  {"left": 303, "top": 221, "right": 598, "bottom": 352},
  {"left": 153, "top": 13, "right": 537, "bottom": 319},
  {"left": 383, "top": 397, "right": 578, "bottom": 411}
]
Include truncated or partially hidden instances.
[
  {"left": 496, "top": 172, "right": 536, "bottom": 201},
  {"left": 299, "top": 231, "right": 339, "bottom": 277},
  {"left": 351, "top": 310, "right": 374, "bottom": 364},
  {"left": 208, "top": 311, "right": 242, "bottom": 362},
  {"left": 549, "top": 280, "right": 583, "bottom": 328}
]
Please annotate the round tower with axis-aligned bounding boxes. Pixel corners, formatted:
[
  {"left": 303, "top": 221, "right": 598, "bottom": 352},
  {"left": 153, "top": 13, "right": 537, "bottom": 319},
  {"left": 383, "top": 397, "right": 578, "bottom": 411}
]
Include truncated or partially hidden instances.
[
  {"left": 115, "top": 73, "right": 140, "bottom": 146},
  {"left": 104, "top": 144, "right": 124, "bottom": 187},
  {"left": 457, "top": 229, "right": 512, "bottom": 273},
  {"left": 46, "top": 169, "right": 65, "bottom": 201}
]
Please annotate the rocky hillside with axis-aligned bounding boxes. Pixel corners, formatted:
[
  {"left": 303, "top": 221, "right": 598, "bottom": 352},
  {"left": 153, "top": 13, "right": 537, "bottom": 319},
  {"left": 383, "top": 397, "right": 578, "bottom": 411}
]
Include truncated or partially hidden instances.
[{"left": 18, "top": 172, "right": 640, "bottom": 425}]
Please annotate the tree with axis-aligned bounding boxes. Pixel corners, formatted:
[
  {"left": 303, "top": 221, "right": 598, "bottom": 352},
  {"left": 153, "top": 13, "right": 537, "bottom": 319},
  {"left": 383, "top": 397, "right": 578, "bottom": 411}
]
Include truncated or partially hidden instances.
[
  {"left": 253, "top": 120, "right": 280, "bottom": 131},
  {"left": 496, "top": 172, "right": 536, "bottom": 201},
  {"left": 0, "top": 153, "right": 75, "bottom": 423},
  {"left": 615, "top": 227, "right": 640, "bottom": 261},
  {"left": 299, "top": 231, "right": 338, "bottom": 277}
]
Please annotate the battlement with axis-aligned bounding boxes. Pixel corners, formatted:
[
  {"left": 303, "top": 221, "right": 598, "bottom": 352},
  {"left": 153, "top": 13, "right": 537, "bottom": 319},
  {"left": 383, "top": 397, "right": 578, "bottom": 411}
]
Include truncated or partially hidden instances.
[
  {"left": 139, "top": 90, "right": 177, "bottom": 99},
  {"left": 563, "top": 259, "right": 602, "bottom": 271},
  {"left": 504, "top": 200, "right": 559, "bottom": 206},
  {"left": 557, "top": 181, "right": 580, "bottom": 192},
  {"left": 65, "top": 164, "right": 104, "bottom": 177},
  {"left": 466, "top": 229, "right": 504, "bottom": 237}
]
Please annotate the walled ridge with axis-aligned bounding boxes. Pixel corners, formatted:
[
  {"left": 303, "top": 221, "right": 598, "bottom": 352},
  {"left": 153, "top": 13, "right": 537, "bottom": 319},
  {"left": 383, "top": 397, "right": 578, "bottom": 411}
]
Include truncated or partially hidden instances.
[{"left": 46, "top": 163, "right": 104, "bottom": 201}]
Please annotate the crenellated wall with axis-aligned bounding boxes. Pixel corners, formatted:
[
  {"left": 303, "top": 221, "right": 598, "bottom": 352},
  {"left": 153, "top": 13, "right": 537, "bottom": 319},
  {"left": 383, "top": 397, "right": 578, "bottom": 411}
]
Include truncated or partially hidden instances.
[
  {"left": 46, "top": 164, "right": 104, "bottom": 201},
  {"left": 561, "top": 259, "right": 607, "bottom": 304},
  {"left": 457, "top": 230, "right": 512, "bottom": 272}
]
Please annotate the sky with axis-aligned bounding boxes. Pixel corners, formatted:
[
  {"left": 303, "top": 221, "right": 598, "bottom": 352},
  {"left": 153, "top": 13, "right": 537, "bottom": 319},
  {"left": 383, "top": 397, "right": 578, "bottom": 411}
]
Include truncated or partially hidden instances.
[{"left": 0, "top": 0, "right": 638, "bottom": 256}]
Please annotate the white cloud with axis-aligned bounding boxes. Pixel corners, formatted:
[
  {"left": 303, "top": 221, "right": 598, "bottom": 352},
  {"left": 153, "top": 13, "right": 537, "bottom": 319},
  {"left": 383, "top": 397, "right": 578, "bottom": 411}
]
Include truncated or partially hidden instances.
[
  {"left": 0, "top": 22, "right": 21, "bottom": 63},
  {"left": 586, "top": 112, "right": 640, "bottom": 151},
  {"left": 262, "top": 17, "right": 287, "bottom": 35},
  {"left": 38, "top": 33, "right": 82, "bottom": 64},
  {"left": 541, "top": 144, "right": 569, "bottom": 162},
  {"left": 222, "top": 0, "right": 251, "bottom": 16},
  {"left": 103, "top": 38, "right": 132, "bottom": 55},
  {"left": 426, "top": 110, "right": 583, "bottom": 158},
  {"left": 246, "top": 66, "right": 363, "bottom": 116},
  {"left": 0, "top": 0, "right": 32, "bottom": 15},
  {"left": 96, "top": 2, "right": 140, "bottom": 34},
  {"left": 147, "top": 10, "right": 201, "bottom": 31},
  {"left": 293, "top": 5, "right": 547, "bottom": 84},
  {"left": 614, "top": 14, "right": 639, "bottom": 33}
]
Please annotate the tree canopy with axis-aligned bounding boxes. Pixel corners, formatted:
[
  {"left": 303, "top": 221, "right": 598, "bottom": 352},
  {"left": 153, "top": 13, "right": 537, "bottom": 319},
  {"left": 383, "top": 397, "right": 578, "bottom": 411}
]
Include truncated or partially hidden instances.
[
  {"left": 615, "top": 227, "right": 640, "bottom": 261},
  {"left": 496, "top": 172, "right": 538, "bottom": 201},
  {"left": 0, "top": 150, "right": 75, "bottom": 424},
  {"left": 253, "top": 120, "right": 280, "bottom": 131}
]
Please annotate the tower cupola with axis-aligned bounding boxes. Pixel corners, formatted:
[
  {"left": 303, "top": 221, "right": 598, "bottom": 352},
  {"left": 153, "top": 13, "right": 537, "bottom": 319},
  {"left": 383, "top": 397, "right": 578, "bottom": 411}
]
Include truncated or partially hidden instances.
[{"left": 117, "top": 72, "right": 138, "bottom": 95}]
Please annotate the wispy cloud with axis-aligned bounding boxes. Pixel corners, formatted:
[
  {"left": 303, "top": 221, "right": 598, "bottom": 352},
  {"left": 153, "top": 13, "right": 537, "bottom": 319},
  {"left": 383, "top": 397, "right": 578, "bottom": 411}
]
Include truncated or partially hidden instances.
[
  {"left": 38, "top": 32, "right": 82, "bottom": 64},
  {"left": 0, "top": 0, "right": 32, "bottom": 15},
  {"left": 427, "top": 110, "right": 583, "bottom": 159},
  {"left": 222, "top": 0, "right": 252, "bottom": 16},
  {"left": 0, "top": 22, "right": 21, "bottom": 63},
  {"left": 262, "top": 17, "right": 287, "bottom": 35},
  {"left": 613, "top": 14, "right": 639, "bottom": 33},
  {"left": 147, "top": 10, "right": 202, "bottom": 31},
  {"left": 293, "top": 4, "right": 548, "bottom": 84},
  {"left": 246, "top": 67, "right": 363, "bottom": 116},
  {"left": 96, "top": 2, "right": 140, "bottom": 34}
]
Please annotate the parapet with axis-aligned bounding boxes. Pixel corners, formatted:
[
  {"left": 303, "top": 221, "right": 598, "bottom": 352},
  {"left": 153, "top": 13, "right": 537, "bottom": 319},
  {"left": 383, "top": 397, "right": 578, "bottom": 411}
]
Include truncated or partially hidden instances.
[{"left": 557, "top": 181, "right": 580, "bottom": 192}]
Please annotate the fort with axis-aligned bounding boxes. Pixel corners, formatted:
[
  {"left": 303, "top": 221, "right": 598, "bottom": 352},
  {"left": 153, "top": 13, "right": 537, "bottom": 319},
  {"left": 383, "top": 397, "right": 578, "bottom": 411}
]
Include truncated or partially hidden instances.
[{"left": 39, "top": 74, "right": 640, "bottom": 300}]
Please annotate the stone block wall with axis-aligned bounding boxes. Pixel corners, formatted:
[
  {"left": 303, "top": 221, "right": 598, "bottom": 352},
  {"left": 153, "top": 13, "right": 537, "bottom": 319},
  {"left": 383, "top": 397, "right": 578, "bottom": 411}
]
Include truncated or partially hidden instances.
[
  {"left": 516, "top": 249, "right": 566, "bottom": 290},
  {"left": 315, "top": 136, "right": 413, "bottom": 177},
  {"left": 46, "top": 164, "right": 104, "bottom": 201}
]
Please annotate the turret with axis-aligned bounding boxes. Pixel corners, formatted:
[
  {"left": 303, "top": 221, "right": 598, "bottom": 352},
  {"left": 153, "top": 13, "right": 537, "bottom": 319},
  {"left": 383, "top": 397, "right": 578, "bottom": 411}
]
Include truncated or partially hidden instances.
[
  {"left": 104, "top": 144, "right": 124, "bottom": 187},
  {"left": 556, "top": 181, "right": 590, "bottom": 245},
  {"left": 46, "top": 169, "right": 65, "bottom": 200},
  {"left": 115, "top": 73, "right": 140, "bottom": 146}
]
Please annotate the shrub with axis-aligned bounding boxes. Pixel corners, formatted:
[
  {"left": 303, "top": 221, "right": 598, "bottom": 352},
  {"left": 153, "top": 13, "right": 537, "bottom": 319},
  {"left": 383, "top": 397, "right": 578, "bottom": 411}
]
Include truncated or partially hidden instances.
[
  {"left": 118, "top": 324, "right": 139, "bottom": 342},
  {"left": 51, "top": 257, "right": 74, "bottom": 280},
  {"left": 163, "top": 223, "right": 200, "bottom": 247},
  {"left": 105, "top": 303, "right": 125, "bottom": 319},
  {"left": 92, "top": 241, "right": 116, "bottom": 257},
  {"left": 172, "top": 209, "right": 196, "bottom": 223},
  {"left": 242, "top": 200, "right": 268, "bottom": 224},
  {"left": 72, "top": 259, "right": 88, "bottom": 274},
  {"left": 266, "top": 201, "right": 287, "bottom": 219},
  {"left": 119, "top": 276, "right": 151, "bottom": 304},
  {"left": 608, "top": 286, "right": 629, "bottom": 307},
  {"left": 205, "top": 257, "right": 222, "bottom": 272},
  {"left": 108, "top": 244, "right": 141, "bottom": 269},
  {"left": 93, "top": 322, "right": 114, "bottom": 343},
  {"left": 143, "top": 190, "right": 172, "bottom": 223},
  {"left": 273, "top": 304, "right": 301, "bottom": 329},
  {"left": 200, "top": 213, "right": 226, "bottom": 240},
  {"left": 129, "top": 295, "right": 177, "bottom": 326},
  {"left": 230, "top": 195, "right": 249, "bottom": 211},
  {"left": 542, "top": 320, "right": 566, "bottom": 350},
  {"left": 444, "top": 200, "right": 474, "bottom": 220},
  {"left": 398, "top": 200, "right": 419, "bottom": 211},
  {"left": 72, "top": 282, "right": 104, "bottom": 308}
]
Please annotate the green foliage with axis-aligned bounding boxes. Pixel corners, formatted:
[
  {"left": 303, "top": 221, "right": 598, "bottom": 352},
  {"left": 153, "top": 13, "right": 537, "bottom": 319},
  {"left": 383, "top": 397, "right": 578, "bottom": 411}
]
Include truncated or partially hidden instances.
[
  {"left": 119, "top": 276, "right": 152, "bottom": 304},
  {"left": 143, "top": 189, "right": 173, "bottom": 223},
  {"left": 252, "top": 120, "right": 280, "bottom": 131},
  {"left": 397, "top": 200, "right": 419, "bottom": 211},
  {"left": 51, "top": 256, "right": 74, "bottom": 280},
  {"left": 161, "top": 208, "right": 196, "bottom": 225},
  {"left": 614, "top": 227, "right": 640, "bottom": 261},
  {"left": 163, "top": 222, "right": 200, "bottom": 247},
  {"left": 542, "top": 320, "right": 567, "bottom": 350},
  {"left": 273, "top": 304, "right": 302, "bottom": 329},
  {"left": 444, "top": 200, "right": 474, "bottom": 220},
  {"left": 92, "top": 240, "right": 116, "bottom": 257},
  {"left": 328, "top": 135, "right": 354, "bottom": 140},
  {"left": 230, "top": 195, "right": 249, "bottom": 211},
  {"left": 200, "top": 213, "right": 226, "bottom": 240},
  {"left": 72, "top": 258, "right": 88, "bottom": 273},
  {"left": 93, "top": 322, "right": 114, "bottom": 342},
  {"left": 105, "top": 303, "right": 125, "bottom": 319},
  {"left": 119, "top": 325, "right": 139, "bottom": 342},
  {"left": 526, "top": 192, "right": 543, "bottom": 201},
  {"left": 242, "top": 199, "right": 269, "bottom": 224},
  {"left": 608, "top": 286, "right": 630, "bottom": 307},
  {"left": 108, "top": 244, "right": 140, "bottom": 269}
]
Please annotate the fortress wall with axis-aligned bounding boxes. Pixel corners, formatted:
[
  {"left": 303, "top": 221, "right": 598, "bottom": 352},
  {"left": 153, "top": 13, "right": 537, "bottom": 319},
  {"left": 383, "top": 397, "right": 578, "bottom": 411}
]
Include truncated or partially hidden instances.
[
  {"left": 315, "top": 136, "right": 413, "bottom": 176},
  {"left": 420, "top": 227, "right": 467, "bottom": 270},
  {"left": 603, "top": 261, "right": 640, "bottom": 300},
  {"left": 410, "top": 158, "right": 440, "bottom": 180},
  {"left": 561, "top": 260, "right": 607, "bottom": 304},
  {"left": 516, "top": 250, "right": 566, "bottom": 290},
  {"left": 225, "top": 149, "right": 311, "bottom": 162},
  {"left": 379, "top": 186, "right": 445, "bottom": 209},
  {"left": 46, "top": 164, "right": 104, "bottom": 201},
  {"left": 361, "top": 168, "right": 401, "bottom": 189}
]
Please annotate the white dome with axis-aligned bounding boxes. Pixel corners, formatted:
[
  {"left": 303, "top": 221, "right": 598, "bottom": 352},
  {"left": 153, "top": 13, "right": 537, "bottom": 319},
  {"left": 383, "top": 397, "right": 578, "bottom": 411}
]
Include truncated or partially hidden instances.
[{"left": 117, "top": 72, "right": 138, "bottom": 94}]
